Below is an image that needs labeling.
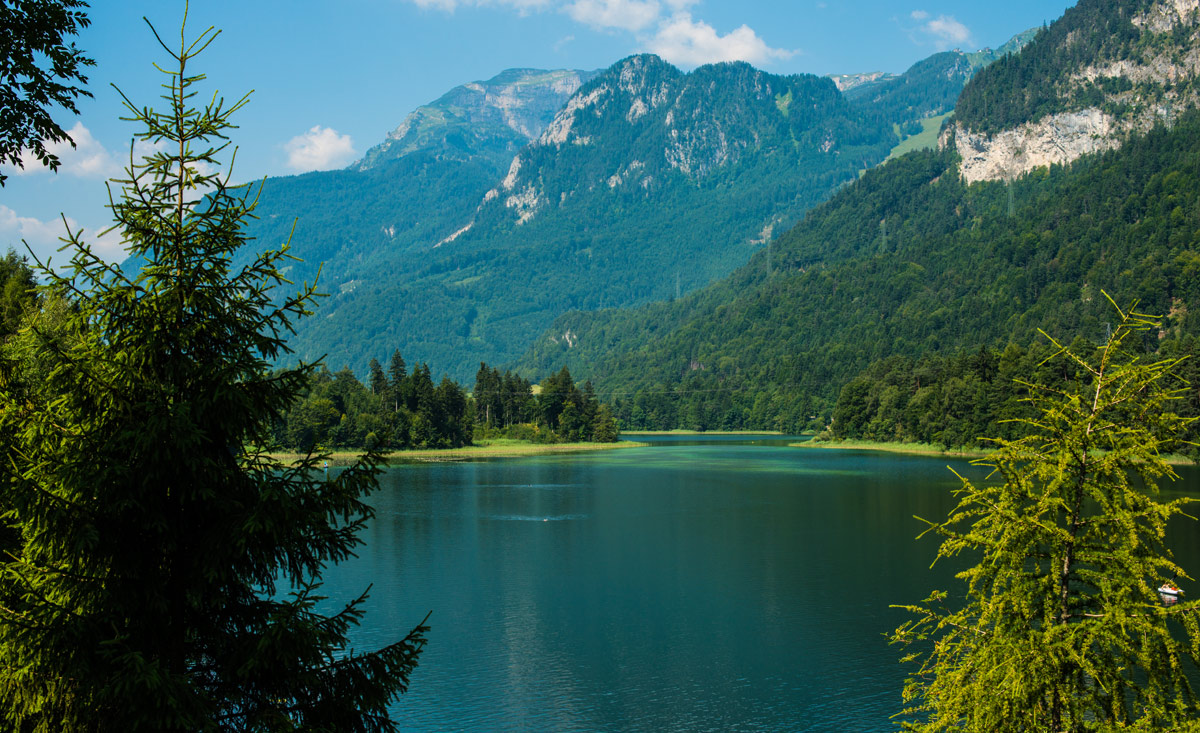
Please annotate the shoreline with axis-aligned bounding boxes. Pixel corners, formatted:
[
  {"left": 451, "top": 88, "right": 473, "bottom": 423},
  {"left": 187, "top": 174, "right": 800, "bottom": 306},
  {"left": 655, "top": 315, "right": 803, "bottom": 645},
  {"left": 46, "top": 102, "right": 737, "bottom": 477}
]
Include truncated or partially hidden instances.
[
  {"left": 793, "top": 439, "right": 1196, "bottom": 466},
  {"left": 622, "top": 429, "right": 786, "bottom": 436},
  {"left": 791, "top": 439, "right": 990, "bottom": 459},
  {"left": 272, "top": 439, "right": 649, "bottom": 466}
]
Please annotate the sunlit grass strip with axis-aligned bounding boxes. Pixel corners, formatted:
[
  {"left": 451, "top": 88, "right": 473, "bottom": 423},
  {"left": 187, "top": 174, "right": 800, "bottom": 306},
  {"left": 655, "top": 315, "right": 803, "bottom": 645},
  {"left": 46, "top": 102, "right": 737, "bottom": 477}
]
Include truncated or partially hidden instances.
[
  {"left": 793, "top": 439, "right": 1196, "bottom": 465},
  {"left": 622, "top": 430, "right": 784, "bottom": 435},
  {"left": 792, "top": 439, "right": 989, "bottom": 458}
]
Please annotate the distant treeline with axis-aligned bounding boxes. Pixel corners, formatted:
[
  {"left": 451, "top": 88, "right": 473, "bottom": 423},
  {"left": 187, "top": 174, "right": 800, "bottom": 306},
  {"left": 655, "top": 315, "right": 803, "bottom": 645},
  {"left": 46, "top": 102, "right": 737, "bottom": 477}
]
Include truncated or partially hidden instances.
[{"left": 274, "top": 353, "right": 619, "bottom": 451}]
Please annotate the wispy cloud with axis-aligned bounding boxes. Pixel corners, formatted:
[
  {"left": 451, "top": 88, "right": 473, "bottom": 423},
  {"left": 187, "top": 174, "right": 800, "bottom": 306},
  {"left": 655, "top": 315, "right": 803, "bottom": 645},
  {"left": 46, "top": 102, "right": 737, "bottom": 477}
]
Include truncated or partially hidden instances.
[
  {"left": 909, "top": 10, "right": 971, "bottom": 50},
  {"left": 403, "top": 0, "right": 791, "bottom": 67},
  {"left": 284, "top": 126, "right": 357, "bottom": 173}
]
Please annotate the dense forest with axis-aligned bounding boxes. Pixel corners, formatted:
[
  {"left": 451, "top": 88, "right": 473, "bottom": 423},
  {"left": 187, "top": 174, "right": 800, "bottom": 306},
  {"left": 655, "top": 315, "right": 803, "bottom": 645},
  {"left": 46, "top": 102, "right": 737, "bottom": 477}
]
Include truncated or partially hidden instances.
[
  {"left": 274, "top": 352, "right": 619, "bottom": 451},
  {"left": 520, "top": 106, "right": 1200, "bottom": 434}
]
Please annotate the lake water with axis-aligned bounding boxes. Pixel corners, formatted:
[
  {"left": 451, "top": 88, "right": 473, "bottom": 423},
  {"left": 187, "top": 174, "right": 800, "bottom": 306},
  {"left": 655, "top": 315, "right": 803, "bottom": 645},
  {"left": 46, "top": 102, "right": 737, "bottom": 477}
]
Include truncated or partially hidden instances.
[{"left": 322, "top": 436, "right": 1200, "bottom": 732}]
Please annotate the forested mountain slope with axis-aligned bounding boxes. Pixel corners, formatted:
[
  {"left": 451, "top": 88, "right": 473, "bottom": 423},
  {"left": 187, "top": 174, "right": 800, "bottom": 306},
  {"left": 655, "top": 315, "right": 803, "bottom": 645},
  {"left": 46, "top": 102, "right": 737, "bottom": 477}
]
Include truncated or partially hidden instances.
[
  {"left": 263, "top": 40, "right": 1028, "bottom": 381},
  {"left": 517, "top": 112, "right": 1200, "bottom": 430}
]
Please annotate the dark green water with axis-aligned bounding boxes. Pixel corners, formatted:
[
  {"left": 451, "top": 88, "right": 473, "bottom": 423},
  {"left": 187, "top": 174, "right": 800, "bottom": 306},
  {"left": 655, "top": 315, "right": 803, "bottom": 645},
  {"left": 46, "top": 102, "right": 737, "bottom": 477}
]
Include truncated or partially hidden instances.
[{"left": 323, "top": 436, "right": 1200, "bottom": 732}]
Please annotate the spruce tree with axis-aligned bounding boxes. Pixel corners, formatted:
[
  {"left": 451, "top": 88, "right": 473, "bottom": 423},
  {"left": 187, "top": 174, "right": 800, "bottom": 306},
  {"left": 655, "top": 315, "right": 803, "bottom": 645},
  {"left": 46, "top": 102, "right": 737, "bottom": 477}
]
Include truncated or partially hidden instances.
[
  {"left": 892, "top": 301, "right": 1200, "bottom": 731},
  {"left": 0, "top": 14, "right": 425, "bottom": 732}
]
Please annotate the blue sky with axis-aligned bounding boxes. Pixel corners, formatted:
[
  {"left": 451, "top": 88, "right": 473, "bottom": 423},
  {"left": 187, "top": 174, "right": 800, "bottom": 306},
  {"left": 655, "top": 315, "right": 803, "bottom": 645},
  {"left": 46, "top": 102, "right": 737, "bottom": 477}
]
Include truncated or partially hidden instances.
[{"left": 2, "top": 0, "right": 1075, "bottom": 263}]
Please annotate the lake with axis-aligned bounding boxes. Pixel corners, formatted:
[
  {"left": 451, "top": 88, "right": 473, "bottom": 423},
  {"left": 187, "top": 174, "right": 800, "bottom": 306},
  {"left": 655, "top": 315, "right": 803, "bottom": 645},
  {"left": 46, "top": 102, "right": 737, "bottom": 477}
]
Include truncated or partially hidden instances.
[{"left": 322, "top": 435, "right": 1200, "bottom": 732}]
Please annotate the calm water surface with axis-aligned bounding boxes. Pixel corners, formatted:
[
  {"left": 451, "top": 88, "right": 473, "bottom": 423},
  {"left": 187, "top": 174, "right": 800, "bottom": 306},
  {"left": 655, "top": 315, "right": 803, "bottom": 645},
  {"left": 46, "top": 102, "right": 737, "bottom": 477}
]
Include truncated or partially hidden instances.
[{"left": 323, "top": 436, "right": 1200, "bottom": 732}]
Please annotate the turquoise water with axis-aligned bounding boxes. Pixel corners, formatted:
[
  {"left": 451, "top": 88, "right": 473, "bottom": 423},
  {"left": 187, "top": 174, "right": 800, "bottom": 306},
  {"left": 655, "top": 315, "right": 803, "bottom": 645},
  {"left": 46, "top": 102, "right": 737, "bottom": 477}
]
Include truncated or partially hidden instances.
[{"left": 322, "top": 436, "right": 1200, "bottom": 732}]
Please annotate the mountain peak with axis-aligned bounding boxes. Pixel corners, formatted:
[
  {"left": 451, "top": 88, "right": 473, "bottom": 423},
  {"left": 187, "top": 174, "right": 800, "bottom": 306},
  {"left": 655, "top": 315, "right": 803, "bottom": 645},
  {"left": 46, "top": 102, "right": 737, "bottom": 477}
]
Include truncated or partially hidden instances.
[{"left": 356, "top": 67, "right": 600, "bottom": 170}]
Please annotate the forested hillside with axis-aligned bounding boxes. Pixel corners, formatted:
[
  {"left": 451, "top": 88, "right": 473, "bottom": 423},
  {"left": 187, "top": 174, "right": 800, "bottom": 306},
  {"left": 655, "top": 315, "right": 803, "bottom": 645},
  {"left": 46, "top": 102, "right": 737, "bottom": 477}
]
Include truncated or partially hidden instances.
[
  {"left": 517, "top": 109, "right": 1200, "bottom": 431},
  {"left": 229, "top": 36, "right": 1029, "bottom": 383},
  {"left": 512, "top": 0, "right": 1200, "bottom": 434}
]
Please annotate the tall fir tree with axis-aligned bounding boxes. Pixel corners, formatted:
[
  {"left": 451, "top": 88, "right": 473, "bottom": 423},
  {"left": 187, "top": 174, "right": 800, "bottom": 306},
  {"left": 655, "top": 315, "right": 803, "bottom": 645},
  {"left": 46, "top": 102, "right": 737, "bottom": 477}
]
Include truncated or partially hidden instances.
[
  {"left": 892, "top": 300, "right": 1200, "bottom": 731},
  {"left": 387, "top": 349, "right": 407, "bottom": 412},
  {"left": 0, "top": 13, "right": 426, "bottom": 731}
]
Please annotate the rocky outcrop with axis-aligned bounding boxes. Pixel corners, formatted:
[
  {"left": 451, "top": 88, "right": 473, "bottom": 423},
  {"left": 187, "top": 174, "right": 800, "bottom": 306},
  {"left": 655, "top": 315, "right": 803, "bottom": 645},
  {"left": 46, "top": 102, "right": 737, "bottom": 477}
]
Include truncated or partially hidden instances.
[{"left": 954, "top": 109, "right": 1117, "bottom": 184}]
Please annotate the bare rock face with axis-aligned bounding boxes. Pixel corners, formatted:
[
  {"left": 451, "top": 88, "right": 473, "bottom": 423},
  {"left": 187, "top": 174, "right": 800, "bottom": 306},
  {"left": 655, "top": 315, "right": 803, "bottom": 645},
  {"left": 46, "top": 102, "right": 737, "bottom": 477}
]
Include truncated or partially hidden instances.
[{"left": 954, "top": 109, "right": 1117, "bottom": 184}]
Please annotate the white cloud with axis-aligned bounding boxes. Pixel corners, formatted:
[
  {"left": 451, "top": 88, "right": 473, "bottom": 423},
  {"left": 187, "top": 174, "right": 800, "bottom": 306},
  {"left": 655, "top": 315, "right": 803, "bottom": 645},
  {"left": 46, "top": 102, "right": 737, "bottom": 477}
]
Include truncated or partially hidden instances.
[
  {"left": 645, "top": 13, "right": 795, "bottom": 67},
  {"left": 910, "top": 9, "right": 929, "bottom": 20},
  {"left": 0, "top": 206, "right": 70, "bottom": 256},
  {"left": 919, "top": 14, "right": 971, "bottom": 49},
  {"left": 411, "top": 0, "right": 554, "bottom": 11},
  {"left": 404, "top": 0, "right": 789, "bottom": 67},
  {"left": 0, "top": 205, "right": 124, "bottom": 264},
  {"left": 6, "top": 122, "right": 118, "bottom": 179},
  {"left": 567, "top": 0, "right": 660, "bottom": 32},
  {"left": 284, "top": 126, "right": 357, "bottom": 173}
]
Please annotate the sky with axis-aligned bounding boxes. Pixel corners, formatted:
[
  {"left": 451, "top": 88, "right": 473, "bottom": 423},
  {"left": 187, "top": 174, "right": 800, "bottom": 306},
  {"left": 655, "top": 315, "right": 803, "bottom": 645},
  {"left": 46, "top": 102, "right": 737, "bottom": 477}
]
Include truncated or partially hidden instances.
[{"left": 2, "top": 0, "right": 1076, "bottom": 264}]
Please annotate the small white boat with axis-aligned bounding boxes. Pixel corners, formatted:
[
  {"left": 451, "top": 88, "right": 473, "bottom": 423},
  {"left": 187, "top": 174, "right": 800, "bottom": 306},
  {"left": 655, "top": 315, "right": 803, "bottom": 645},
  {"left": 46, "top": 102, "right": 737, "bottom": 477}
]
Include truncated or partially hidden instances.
[{"left": 1158, "top": 584, "right": 1184, "bottom": 597}]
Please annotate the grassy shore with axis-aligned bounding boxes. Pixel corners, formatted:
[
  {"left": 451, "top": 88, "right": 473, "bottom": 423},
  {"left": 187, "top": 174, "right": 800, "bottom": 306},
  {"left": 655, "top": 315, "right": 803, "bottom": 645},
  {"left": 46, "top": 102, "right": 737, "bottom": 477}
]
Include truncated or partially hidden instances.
[
  {"left": 272, "top": 438, "right": 648, "bottom": 466},
  {"left": 623, "top": 429, "right": 784, "bottom": 436},
  {"left": 792, "top": 439, "right": 989, "bottom": 459},
  {"left": 794, "top": 439, "right": 1196, "bottom": 465}
]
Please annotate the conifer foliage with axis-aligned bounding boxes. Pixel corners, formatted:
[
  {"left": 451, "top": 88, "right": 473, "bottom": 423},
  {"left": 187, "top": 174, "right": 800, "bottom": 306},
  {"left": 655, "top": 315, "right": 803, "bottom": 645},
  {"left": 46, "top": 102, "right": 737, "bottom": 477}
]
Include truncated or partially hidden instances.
[
  {"left": 0, "top": 14, "right": 426, "bottom": 732},
  {"left": 892, "top": 301, "right": 1200, "bottom": 731}
]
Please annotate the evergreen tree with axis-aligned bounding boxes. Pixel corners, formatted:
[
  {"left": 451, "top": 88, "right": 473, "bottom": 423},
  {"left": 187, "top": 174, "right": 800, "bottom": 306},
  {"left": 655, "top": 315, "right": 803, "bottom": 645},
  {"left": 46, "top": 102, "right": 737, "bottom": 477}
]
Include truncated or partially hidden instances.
[
  {"left": 0, "top": 249, "right": 38, "bottom": 338},
  {"left": 592, "top": 404, "right": 620, "bottom": 443},
  {"left": 0, "top": 16, "right": 426, "bottom": 731},
  {"left": 892, "top": 302, "right": 1200, "bottom": 731},
  {"left": 368, "top": 357, "right": 387, "bottom": 396},
  {"left": 387, "top": 348, "right": 407, "bottom": 411}
]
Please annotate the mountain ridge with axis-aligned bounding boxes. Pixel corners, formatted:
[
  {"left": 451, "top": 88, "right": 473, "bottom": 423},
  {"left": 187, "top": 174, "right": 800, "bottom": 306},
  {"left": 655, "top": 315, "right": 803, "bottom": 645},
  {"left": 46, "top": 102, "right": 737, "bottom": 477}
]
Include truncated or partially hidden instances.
[{"left": 511, "top": 0, "right": 1200, "bottom": 430}]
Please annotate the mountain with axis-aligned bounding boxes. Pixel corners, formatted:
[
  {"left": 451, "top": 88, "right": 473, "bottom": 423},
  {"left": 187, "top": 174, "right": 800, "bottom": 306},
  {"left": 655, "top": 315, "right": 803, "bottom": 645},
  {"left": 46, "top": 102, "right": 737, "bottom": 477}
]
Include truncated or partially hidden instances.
[
  {"left": 843, "top": 34, "right": 1037, "bottom": 127},
  {"left": 356, "top": 68, "right": 598, "bottom": 171},
  {"left": 512, "top": 0, "right": 1200, "bottom": 432},
  {"left": 232, "top": 67, "right": 596, "bottom": 299},
  {"left": 243, "top": 41, "right": 1024, "bottom": 382}
]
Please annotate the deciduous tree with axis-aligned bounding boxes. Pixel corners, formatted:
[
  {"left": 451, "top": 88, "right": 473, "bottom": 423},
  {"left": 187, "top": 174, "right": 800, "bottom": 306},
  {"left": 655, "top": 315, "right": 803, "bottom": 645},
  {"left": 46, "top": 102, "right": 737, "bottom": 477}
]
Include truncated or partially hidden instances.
[
  {"left": 0, "top": 0, "right": 94, "bottom": 185},
  {"left": 892, "top": 301, "right": 1200, "bottom": 731}
]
